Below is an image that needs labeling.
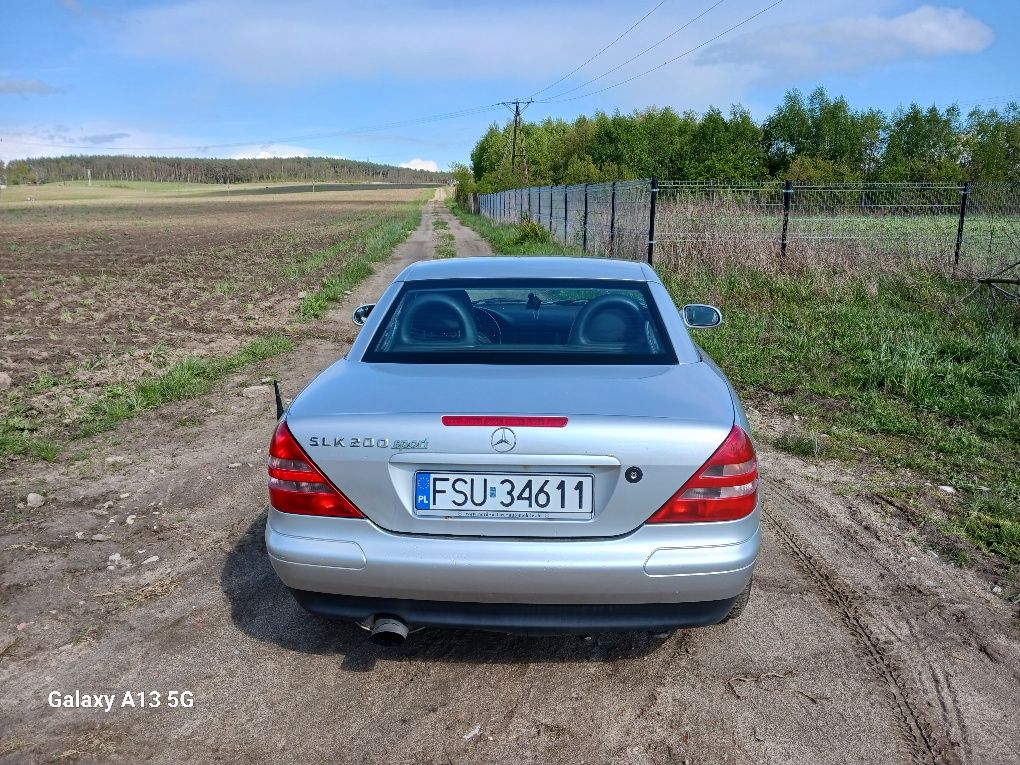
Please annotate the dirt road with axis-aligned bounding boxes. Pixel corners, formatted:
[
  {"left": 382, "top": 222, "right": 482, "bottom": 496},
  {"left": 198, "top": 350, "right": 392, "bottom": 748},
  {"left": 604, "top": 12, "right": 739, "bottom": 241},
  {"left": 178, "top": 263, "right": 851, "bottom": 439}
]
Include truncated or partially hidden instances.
[{"left": 2, "top": 200, "right": 1018, "bottom": 764}]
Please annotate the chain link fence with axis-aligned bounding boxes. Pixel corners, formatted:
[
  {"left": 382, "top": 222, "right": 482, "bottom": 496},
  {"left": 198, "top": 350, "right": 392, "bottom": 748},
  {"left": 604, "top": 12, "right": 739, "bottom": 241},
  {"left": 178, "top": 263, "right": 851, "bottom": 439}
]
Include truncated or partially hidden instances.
[
  {"left": 477, "top": 179, "right": 1020, "bottom": 282},
  {"left": 482, "top": 180, "right": 650, "bottom": 259}
]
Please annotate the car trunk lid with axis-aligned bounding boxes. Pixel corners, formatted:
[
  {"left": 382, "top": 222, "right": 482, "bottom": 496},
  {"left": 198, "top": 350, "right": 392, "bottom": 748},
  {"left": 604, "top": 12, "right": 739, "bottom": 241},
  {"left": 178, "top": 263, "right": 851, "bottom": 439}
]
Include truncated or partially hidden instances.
[{"left": 286, "top": 361, "right": 735, "bottom": 538}]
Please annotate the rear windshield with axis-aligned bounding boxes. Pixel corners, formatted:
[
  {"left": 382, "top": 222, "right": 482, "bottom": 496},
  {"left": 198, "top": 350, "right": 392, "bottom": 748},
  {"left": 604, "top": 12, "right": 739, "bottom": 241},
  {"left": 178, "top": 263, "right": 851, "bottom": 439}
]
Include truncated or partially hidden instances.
[{"left": 363, "top": 278, "right": 677, "bottom": 365}]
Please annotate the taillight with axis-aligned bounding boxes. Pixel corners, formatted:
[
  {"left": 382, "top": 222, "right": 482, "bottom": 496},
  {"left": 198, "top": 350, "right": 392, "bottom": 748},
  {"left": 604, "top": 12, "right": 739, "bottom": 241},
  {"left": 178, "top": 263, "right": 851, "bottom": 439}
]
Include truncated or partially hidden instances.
[
  {"left": 267, "top": 420, "right": 363, "bottom": 518},
  {"left": 442, "top": 416, "right": 568, "bottom": 427},
  {"left": 646, "top": 425, "right": 758, "bottom": 523}
]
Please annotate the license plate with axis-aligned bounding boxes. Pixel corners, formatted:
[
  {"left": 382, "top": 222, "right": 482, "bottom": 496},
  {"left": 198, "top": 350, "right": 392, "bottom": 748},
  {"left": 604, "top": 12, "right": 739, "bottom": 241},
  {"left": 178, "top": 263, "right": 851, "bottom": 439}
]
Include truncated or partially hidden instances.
[{"left": 413, "top": 472, "right": 594, "bottom": 520}]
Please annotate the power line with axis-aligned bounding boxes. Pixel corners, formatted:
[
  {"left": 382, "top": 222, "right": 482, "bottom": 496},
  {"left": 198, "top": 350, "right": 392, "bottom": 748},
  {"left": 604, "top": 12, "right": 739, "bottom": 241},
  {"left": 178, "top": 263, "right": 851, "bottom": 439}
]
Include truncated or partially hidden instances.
[
  {"left": 537, "top": 0, "right": 784, "bottom": 105},
  {"left": 537, "top": 0, "right": 728, "bottom": 102},
  {"left": 4, "top": 103, "right": 504, "bottom": 153},
  {"left": 952, "top": 92, "right": 1020, "bottom": 109},
  {"left": 528, "top": 0, "right": 670, "bottom": 99}
]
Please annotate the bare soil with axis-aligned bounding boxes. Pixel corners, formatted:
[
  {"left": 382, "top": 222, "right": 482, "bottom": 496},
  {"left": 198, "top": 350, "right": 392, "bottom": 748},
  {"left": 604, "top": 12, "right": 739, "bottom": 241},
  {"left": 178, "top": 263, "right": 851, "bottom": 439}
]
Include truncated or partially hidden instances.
[
  {"left": 0, "top": 188, "right": 424, "bottom": 437},
  {"left": 1, "top": 200, "right": 1018, "bottom": 765}
]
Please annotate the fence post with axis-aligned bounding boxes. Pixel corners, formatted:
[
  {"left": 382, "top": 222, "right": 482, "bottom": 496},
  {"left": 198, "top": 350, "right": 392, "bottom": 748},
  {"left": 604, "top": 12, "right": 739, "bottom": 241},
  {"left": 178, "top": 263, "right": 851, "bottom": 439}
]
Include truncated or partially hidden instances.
[
  {"left": 582, "top": 183, "right": 589, "bottom": 252},
  {"left": 538, "top": 186, "right": 542, "bottom": 226},
  {"left": 646, "top": 177, "right": 658, "bottom": 265},
  {"left": 564, "top": 186, "right": 569, "bottom": 244},
  {"left": 780, "top": 179, "right": 793, "bottom": 257},
  {"left": 954, "top": 181, "right": 970, "bottom": 267},
  {"left": 609, "top": 181, "right": 617, "bottom": 255},
  {"left": 549, "top": 186, "right": 554, "bottom": 233}
]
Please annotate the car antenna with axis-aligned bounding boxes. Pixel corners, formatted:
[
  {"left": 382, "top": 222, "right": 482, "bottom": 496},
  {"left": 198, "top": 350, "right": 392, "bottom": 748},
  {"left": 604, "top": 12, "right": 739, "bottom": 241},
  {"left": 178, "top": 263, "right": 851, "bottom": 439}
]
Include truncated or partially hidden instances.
[{"left": 273, "top": 379, "right": 285, "bottom": 420}]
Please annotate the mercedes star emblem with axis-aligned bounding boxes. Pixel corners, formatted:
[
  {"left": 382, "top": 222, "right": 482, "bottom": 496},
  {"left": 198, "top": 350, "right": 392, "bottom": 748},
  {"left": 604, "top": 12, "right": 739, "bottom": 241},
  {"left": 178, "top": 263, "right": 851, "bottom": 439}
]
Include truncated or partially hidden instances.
[{"left": 490, "top": 427, "right": 517, "bottom": 453}]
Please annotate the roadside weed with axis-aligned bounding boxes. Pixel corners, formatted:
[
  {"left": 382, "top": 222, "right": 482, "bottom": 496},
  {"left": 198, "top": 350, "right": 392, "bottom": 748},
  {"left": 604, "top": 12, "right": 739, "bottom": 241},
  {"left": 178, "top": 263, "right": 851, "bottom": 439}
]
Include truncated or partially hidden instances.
[{"left": 76, "top": 336, "right": 293, "bottom": 438}]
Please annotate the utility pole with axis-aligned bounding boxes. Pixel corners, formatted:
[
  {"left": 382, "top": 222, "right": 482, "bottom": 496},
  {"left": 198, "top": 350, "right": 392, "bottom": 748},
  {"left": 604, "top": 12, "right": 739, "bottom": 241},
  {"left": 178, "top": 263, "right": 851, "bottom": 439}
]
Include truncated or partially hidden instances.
[{"left": 499, "top": 99, "right": 533, "bottom": 180}]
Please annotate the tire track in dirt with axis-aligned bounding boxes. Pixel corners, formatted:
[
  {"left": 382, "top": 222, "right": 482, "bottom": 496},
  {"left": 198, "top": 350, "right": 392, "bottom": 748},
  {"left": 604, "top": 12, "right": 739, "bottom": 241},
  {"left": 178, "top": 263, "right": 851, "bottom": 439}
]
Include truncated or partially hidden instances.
[
  {"left": 431, "top": 195, "right": 493, "bottom": 257},
  {"left": 763, "top": 479, "right": 958, "bottom": 765}
]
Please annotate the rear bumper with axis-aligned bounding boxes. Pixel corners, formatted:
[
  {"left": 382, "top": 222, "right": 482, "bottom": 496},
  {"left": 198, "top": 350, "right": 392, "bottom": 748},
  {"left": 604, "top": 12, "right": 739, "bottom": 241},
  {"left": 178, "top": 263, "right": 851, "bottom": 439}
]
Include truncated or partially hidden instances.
[
  {"left": 290, "top": 590, "right": 738, "bottom": 633},
  {"left": 266, "top": 508, "right": 759, "bottom": 610}
]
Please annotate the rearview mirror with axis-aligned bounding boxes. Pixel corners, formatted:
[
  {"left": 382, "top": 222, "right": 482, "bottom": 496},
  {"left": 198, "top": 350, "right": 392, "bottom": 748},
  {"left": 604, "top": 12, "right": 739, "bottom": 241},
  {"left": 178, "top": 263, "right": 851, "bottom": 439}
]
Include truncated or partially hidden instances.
[
  {"left": 682, "top": 303, "right": 722, "bottom": 329},
  {"left": 352, "top": 303, "right": 375, "bottom": 326}
]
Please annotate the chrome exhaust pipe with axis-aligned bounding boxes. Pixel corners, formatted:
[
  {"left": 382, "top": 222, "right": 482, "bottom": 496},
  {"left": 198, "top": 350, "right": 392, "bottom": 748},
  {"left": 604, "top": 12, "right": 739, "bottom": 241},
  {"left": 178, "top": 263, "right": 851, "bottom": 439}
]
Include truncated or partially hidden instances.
[{"left": 368, "top": 615, "right": 409, "bottom": 646}]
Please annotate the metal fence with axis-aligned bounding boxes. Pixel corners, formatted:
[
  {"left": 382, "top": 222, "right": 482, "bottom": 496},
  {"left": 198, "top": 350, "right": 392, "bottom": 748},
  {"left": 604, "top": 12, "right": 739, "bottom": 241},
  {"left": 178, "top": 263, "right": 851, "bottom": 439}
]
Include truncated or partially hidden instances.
[{"left": 477, "top": 179, "right": 1020, "bottom": 279}]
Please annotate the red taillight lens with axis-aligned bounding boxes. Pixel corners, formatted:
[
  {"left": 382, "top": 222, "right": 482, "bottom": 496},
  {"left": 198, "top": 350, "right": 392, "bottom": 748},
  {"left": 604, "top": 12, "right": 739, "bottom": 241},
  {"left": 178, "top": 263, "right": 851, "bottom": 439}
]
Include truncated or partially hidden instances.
[
  {"left": 442, "top": 416, "right": 568, "bottom": 427},
  {"left": 646, "top": 425, "right": 758, "bottom": 524},
  {"left": 267, "top": 420, "right": 363, "bottom": 518}
]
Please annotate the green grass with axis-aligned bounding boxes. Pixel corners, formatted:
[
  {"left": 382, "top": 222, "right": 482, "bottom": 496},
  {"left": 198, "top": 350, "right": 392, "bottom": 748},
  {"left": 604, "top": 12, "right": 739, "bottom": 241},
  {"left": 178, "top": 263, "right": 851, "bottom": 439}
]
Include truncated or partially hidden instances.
[
  {"left": 435, "top": 229, "right": 457, "bottom": 259},
  {"left": 279, "top": 211, "right": 376, "bottom": 278},
  {"left": 660, "top": 265, "right": 1019, "bottom": 565},
  {"left": 448, "top": 204, "right": 579, "bottom": 256},
  {"left": 0, "top": 416, "right": 59, "bottom": 461},
  {"left": 774, "top": 430, "right": 829, "bottom": 458},
  {"left": 75, "top": 336, "right": 293, "bottom": 438},
  {"left": 454, "top": 202, "right": 1020, "bottom": 566},
  {"left": 299, "top": 195, "right": 428, "bottom": 319}
]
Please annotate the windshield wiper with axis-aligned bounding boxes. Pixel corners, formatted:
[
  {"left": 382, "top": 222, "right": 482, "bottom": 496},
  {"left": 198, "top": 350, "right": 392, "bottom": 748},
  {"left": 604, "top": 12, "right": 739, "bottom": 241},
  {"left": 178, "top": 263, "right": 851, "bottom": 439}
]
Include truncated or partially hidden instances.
[{"left": 473, "top": 298, "right": 527, "bottom": 305}]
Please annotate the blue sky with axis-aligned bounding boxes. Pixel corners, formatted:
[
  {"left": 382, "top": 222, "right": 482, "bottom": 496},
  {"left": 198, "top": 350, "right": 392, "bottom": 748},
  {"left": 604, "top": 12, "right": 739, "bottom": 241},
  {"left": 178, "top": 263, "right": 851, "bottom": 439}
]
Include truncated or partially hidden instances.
[{"left": 1, "top": 0, "right": 1017, "bottom": 169}]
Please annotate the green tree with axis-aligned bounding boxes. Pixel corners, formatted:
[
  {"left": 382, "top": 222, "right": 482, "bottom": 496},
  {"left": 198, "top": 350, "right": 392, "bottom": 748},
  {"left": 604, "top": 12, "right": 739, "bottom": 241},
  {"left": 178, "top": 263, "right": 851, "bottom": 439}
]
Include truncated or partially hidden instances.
[
  {"left": 880, "top": 104, "right": 964, "bottom": 181},
  {"left": 762, "top": 89, "right": 813, "bottom": 176},
  {"left": 469, "top": 124, "right": 507, "bottom": 181},
  {"left": 5, "top": 160, "right": 36, "bottom": 184},
  {"left": 450, "top": 162, "right": 475, "bottom": 206},
  {"left": 964, "top": 104, "right": 1020, "bottom": 180},
  {"left": 763, "top": 87, "right": 885, "bottom": 179},
  {"left": 686, "top": 107, "right": 767, "bottom": 181}
]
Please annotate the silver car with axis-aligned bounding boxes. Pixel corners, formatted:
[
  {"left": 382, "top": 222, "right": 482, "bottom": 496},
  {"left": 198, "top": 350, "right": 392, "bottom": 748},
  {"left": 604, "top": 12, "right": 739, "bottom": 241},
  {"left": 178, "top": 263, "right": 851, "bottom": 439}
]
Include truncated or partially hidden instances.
[{"left": 266, "top": 257, "right": 759, "bottom": 644}]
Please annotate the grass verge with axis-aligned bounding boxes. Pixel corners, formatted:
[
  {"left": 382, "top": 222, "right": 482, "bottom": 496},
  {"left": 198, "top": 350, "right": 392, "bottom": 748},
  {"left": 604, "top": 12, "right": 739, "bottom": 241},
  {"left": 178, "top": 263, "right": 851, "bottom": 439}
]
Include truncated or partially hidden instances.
[
  {"left": 75, "top": 336, "right": 293, "bottom": 438},
  {"left": 448, "top": 204, "right": 579, "bottom": 256},
  {"left": 299, "top": 193, "right": 429, "bottom": 318},
  {"left": 661, "top": 265, "right": 1019, "bottom": 565},
  {"left": 451, "top": 203, "right": 1020, "bottom": 566}
]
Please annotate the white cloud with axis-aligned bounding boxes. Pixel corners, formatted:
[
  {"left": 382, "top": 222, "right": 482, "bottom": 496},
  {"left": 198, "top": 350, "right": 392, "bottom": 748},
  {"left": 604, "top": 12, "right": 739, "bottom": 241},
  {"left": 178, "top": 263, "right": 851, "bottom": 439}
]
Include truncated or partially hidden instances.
[
  {"left": 229, "top": 144, "right": 313, "bottom": 159},
  {"left": 0, "top": 124, "right": 220, "bottom": 162},
  {"left": 699, "top": 5, "right": 994, "bottom": 76},
  {"left": 0, "top": 79, "right": 65, "bottom": 95},
  {"left": 399, "top": 158, "right": 439, "bottom": 172}
]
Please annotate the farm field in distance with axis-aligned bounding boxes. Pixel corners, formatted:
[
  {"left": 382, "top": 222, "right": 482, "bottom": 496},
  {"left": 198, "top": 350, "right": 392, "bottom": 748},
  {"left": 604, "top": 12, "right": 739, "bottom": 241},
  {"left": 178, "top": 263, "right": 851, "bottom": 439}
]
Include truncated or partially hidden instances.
[{"left": 0, "top": 182, "right": 430, "bottom": 463}]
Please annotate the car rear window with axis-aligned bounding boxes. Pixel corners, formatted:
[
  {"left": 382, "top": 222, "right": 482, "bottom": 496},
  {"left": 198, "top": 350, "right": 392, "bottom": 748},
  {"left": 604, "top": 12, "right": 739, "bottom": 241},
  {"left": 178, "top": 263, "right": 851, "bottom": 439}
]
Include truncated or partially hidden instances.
[{"left": 363, "top": 278, "right": 677, "bottom": 365}]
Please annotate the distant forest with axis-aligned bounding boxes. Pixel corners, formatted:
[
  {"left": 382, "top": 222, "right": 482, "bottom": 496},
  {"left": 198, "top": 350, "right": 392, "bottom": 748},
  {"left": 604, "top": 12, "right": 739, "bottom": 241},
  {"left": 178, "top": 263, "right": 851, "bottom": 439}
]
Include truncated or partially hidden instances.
[
  {"left": 0, "top": 155, "right": 450, "bottom": 185},
  {"left": 462, "top": 87, "right": 1020, "bottom": 192}
]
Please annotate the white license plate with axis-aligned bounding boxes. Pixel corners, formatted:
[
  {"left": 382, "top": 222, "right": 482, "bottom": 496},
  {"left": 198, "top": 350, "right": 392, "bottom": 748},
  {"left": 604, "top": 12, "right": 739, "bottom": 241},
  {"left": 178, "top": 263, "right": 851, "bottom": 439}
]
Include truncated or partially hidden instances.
[{"left": 414, "top": 472, "right": 594, "bottom": 520}]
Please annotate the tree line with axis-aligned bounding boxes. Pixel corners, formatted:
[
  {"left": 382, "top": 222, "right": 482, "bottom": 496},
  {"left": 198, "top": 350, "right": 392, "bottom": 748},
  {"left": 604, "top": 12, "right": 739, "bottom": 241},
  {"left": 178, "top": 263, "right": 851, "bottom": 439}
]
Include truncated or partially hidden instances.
[
  {"left": 0, "top": 155, "right": 450, "bottom": 186},
  {"left": 460, "top": 87, "right": 1020, "bottom": 194}
]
